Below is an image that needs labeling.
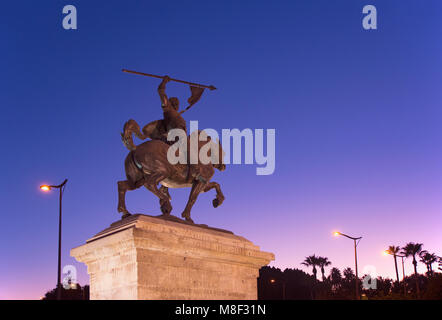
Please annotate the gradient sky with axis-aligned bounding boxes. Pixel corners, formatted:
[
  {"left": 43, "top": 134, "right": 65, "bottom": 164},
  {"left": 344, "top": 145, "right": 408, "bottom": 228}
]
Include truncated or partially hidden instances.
[{"left": 1, "top": 0, "right": 441, "bottom": 299}]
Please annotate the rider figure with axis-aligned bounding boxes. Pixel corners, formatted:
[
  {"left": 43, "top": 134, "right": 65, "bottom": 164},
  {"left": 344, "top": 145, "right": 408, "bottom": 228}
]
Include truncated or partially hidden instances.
[
  {"left": 158, "top": 76, "right": 201, "bottom": 181},
  {"left": 158, "top": 76, "right": 187, "bottom": 138}
]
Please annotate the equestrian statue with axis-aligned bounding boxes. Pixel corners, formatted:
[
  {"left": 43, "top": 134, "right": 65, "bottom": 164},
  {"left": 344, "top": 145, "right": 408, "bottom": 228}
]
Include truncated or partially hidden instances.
[{"left": 118, "top": 70, "right": 225, "bottom": 223}]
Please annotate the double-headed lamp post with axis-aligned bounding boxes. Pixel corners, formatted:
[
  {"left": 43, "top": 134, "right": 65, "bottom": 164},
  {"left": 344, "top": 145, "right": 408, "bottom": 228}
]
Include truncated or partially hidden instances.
[
  {"left": 383, "top": 250, "right": 406, "bottom": 295},
  {"left": 40, "top": 179, "right": 68, "bottom": 300},
  {"left": 333, "top": 231, "right": 362, "bottom": 300}
]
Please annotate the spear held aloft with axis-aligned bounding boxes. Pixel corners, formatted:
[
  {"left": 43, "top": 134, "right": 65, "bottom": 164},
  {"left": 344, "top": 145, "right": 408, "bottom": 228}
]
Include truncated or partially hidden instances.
[{"left": 122, "top": 69, "right": 217, "bottom": 90}]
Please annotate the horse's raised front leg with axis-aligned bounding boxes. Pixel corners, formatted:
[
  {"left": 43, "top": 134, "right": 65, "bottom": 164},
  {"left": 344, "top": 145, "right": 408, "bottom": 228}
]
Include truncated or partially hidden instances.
[
  {"left": 203, "top": 181, "right": 225, "bottom": 208},
  {"left": 144, "top": 173, "right": 172, "bottom": 215},
  {"left": 181, "top": 181, "right": 206, "bottom": 223}
]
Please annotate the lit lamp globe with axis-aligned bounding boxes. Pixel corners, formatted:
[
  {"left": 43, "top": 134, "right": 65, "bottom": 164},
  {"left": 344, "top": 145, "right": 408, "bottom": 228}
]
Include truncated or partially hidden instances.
[{"left": 40, "top": 185, "right": 51, "bottom": 192}]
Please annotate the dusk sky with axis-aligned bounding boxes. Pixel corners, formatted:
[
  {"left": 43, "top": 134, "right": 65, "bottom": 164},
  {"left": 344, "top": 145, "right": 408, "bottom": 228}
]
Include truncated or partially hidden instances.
[{"left": 1, "top": 1, "right": 441, "bottom": 299}]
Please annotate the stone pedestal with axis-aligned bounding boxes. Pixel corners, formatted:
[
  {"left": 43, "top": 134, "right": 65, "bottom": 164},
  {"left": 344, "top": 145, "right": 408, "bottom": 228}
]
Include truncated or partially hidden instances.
[{"left": 71, "top": 214, "right": 274, "bottom": 300}]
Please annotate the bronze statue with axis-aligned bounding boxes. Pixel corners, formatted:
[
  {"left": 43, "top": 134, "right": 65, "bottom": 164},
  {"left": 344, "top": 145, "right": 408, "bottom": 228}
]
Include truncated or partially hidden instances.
[{"left": 118, "top": 71, "right": 224, "bottom": 223}]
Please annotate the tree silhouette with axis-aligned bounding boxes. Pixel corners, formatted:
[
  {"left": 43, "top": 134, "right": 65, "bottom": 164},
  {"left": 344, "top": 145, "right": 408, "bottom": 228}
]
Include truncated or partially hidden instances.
[
  {"left": 419, "top": 251, "right": 438, "bottom": 275},
  {"left": 401, "top": 242, "right": 424, "bottom": 298},
  {"left": 328, "top": 267, "right": 342, "bottom": 293},
  {"left": 387, "top": 245, "right": 401, "bottom": 284},
  {"left": 258, "top": 263, "right": 441, "bottom": 300},
  {"left": 42, "top": 283, "right": 89, "bottom": 300},
  {"left": 257, "top": 266, "right": 315, "bottom": 299},
  {"left": 343, "top": 267, "right": 355, "bottom": 281},
  {"left": 423, "top": 273, "right": 442, "bottom": 299},
  {"left": 317, "top": 256, "right": 332, "bottom": 281},
  {"left": 301, "top": 255, "right": 320, "bottom": 281}
]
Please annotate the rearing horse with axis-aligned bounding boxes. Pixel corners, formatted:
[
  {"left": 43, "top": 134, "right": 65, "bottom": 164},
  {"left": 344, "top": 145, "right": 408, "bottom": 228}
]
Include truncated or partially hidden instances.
[{"left": 118, "top": 128, "right": 226, "bottom": 223}]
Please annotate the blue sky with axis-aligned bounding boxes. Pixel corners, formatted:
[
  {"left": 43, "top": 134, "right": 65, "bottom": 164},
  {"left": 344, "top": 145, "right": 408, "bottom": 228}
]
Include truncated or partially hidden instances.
[{"left": 1, "top": 0, "right": 441, "bottom": 298}]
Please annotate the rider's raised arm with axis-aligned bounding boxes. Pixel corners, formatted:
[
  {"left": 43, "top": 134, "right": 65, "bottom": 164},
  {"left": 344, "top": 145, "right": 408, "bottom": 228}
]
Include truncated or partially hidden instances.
[{"left": 158, "top": 76, "right": 170, "bottom": 109}]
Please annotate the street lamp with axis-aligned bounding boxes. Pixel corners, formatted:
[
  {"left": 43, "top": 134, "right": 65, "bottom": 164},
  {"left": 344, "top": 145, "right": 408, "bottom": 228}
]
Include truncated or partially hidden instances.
[
  {"left": 383, "top": 249, "right": 406, "bottom": 295},
  {"left": 333, "top": 231, "right": 362, "bottom": 300},
  {"left": 40, "top": 178, "right": 68, "bottom": 300}
]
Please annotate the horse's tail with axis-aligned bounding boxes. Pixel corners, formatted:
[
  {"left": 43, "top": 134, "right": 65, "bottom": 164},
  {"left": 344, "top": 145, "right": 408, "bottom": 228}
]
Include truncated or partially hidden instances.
[{"left": 121, "top": 119, "right": 142, "bottom": 151}]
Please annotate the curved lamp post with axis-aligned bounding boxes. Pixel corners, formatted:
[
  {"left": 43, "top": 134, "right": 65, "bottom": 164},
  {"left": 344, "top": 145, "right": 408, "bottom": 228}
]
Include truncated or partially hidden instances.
[
  {"left": 334, "top": 231, "right": 362, "bottom": 300},
  {"left": 40, "top": 179, "right": 68, "bottom": 300}
]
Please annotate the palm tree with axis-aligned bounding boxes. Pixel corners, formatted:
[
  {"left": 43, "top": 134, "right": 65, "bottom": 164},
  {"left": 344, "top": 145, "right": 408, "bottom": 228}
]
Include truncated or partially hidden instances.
[
  {"left": 419, "top": 251, "right": 438, "bottom": 274},
  {"left": 343, "top": 267, "right": 355, "bottom": 282},
  {"left": 301, "top": 255, "right": 320, "bottom": 280},
  {"left": 387, "top": 245, "right": 401, "bottom": 284},
  {"left": 317, "top": 256, "right": 332, "bottom": 281},
  {"left": 401, "top": 242, "right": 423, "bottom": 297},
  {"left": 401, "top": 243, "right": 423, "bottom": 274},
  {"left": 329, "top": 267, "right": 342, "bottom": 292}
]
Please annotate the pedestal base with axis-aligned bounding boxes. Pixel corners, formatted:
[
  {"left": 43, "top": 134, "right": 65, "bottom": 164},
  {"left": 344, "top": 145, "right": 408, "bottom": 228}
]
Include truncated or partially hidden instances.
[{"left": 71, "top": 214, "right": 274, "bottom": 300}]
